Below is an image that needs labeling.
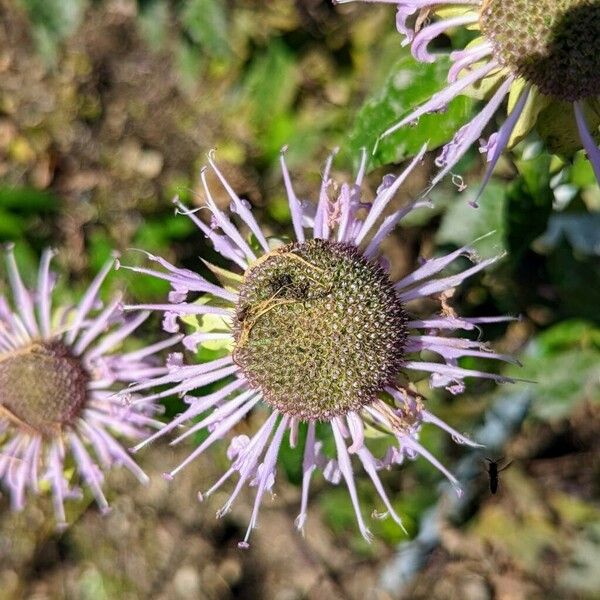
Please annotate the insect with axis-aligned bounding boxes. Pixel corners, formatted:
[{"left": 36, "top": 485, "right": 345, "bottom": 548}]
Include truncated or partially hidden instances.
[
  {"left": 267, "top": 273, "right": 297, "bottom": 298},
  {"left": 415, "top": 8, "right": 433, "bottom": 33},
  {"left": 485, "top": 456, "right": 512, "bottom": 495}
]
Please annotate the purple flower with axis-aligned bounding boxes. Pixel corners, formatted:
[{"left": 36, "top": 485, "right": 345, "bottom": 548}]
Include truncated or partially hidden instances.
[
  {"left": 0, "top": 247, "right": 176, "bottom": 528},
  {"left": 124, "top": 148, "right": 518, "bottom": 546},
  {"left": 338, "top": 0, "right": 600, "bottom": 200}
]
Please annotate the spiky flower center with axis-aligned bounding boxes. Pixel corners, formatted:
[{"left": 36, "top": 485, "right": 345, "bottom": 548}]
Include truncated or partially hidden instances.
[
  {"left": 233, "top": 240, "right": 408, "bottom": 420},
  {"left": 0, "top": 340, "right": 89, "bottom": 437},
  {"left": 480, "top": 0, "right": 600, "bottom": 101}
]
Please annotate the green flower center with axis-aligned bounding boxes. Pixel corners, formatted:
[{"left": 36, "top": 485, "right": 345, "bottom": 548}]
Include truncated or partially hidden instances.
[
  {"left": 480, "top": 0, "right": 600, "bottom": 101},
  {"left": 0, "top": 340, "right": 90, "bottom": 437},
  {"left": 233, "top": 240, "right": 408, "bottom": 420}
]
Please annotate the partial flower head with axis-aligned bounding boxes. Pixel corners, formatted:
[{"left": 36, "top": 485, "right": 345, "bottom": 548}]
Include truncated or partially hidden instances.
[
  {"left": 0, "top": 247, "right": 174, "bottom": 527},
  {"left": 124, "top": 148, "right": 518, "bottom": 546},
  {"left": 340, "top": 0, "right": 600, "bottom": 198}
]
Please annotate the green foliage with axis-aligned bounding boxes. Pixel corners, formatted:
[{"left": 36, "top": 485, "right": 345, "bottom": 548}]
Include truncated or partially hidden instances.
[
  {"left": 0, "top": 186, "right": 58, "bottom": 254},
  {"left": 436, "top": 180, "right": 507, "bottom": 260},
  {"left": 506, "top": 321, "right": 600, "bottom": 420},
  {"left": 18, "top": 0, "right": 86, "bottom": 63},
  {"left": 344, "top": 53, "right": 474, "bottom": 170},
  {"left": 181, "top": 0, "right": 230, "bottom": 59}
]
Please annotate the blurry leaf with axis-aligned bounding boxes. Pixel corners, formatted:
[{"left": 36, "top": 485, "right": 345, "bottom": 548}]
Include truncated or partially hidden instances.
[
  {"left": 472, "top": 496, "right": 562, "bottom": 571},
  {"left": 278, "top": 422, "right": 307, "bottom": 486},
  {"left": 498, "top": 152, "right": 554, "bottom": 309},
  {"left": 244, "top": 39, "right": 297, "bottom": 127},
  {"left": 0, "top": 186, "right": 59, "bottom": 212},
  {"left": 122, "top": 214, "right": 198, "bottom": 301},
  {"left": 530, "top": 320, "right": 600, "bottom": 355},
  {"left": 534, "top": 213, "right": 600, "bottom": 257},
  {"left": 506, "top": 321, "right": 600, "bottom": 420},
  {"left": 133, "top": 214, "right": 195, "bottom": 250},
  {"left": 436, "top": 180, "right": 507, "bottom": 259},
  {"left": 535, "top": 213, "right": 600, "bottom": 322},
  {"left": 549, "top": 492, "right": 600, "bottom": 526},
  {"left": 181, "top": 0, "right": 230, "bottom": 58},
  {"left": 514, "top": 151, "right": 554, "bottom": 202},
  {"left": 176, "top": 39, "right": 205, "bottom": 84},
  {"left": 538, "top": 100, "right": 600, "bottom": 157},
  {"left": 544, "top": 231, "right": 600, "bottom": 321},
  {"left": 0, "top": 210, "right": 25, "bottom": 238},
  {"left": 559, "top": 523, "right": 600, "bottom": 596},
  {"left": 570, "top": 151, "right": 598, "bottom": 188},
  {"left": 138, "top": 0, "right": 170, "bottom": 49},
  {"left": 18, "top": 0, "right": 86, "bottom": 63},
  {"left": 344, "top": 53, "right": 474, "bottom": 170}
]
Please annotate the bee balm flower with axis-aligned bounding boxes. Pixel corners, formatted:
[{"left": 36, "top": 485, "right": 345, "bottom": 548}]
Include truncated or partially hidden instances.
[
  {"left": 340, "top": 0, "right": 600, "bottom": 196},
  {"left": 0, "top": 248, "right": 175, "bottom": 527},
  {"left": 124, "top": 148, "right": 518, "bottom": 546}
]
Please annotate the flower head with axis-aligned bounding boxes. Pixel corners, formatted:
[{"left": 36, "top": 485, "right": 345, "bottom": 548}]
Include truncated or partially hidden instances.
[
  {"left": 340, "top": 0, "right": 600, "bottom": 198},
  {"left": 124, "top": 148, "right": 518, "bottom": 546},
  {"left": 0, "top": 247, "right": 174, "bottom": 527}
]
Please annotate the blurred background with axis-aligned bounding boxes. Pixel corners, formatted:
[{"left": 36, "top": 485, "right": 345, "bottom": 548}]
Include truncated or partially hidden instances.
[{"left": 0, "top": 0, "right": 599, "bottom": 598}]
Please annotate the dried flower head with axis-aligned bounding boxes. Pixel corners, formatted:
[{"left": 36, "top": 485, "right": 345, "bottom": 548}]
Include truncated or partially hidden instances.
[
  {"left": 124, "top": 149, "right": 518, "bottom": 546},
  {"left": 339, "top": 0, "right": 600, "bottom": 197},
  {"left": 0, "top": 248, "right": 174, "bottom": 527}
]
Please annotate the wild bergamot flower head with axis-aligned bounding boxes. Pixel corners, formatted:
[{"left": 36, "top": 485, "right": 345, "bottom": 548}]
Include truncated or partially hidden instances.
[
  {"left": 124, "top": 148, "right": 518, "bottom": 547},
  {"left": 0, "top": 247, "right": 174, "bottom": 527},
  {"left": 340, "top": 0, "right": 600, "bottom": 196}
]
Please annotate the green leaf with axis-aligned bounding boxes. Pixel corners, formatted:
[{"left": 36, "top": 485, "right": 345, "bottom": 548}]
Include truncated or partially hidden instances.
[
  {"left": 435, "top": 180, "right": 507, "bottom": 259},
  {"left": 503, "top": 152, "right": 553, "bottom": 277},
  {"left": 180, "top": 0, "right": 230, "bottom": 58},
  {"left": 537, "top": 100, "right": 600, "bottom": 157},
  {"left": 278, "top": 422, "right": 307, "bottom": 486},
  {"left": 547, "top": 242, "right": 600, "bottom": 322},
  {"left": 0, "top": 210, "right": 25, "bottom": 238},
  {"left": 570, "top": 151, "right": 598, "bottom": 188},
  {"left": 0, "top": 186, "right": 59, "bottom": 212},
  {"left": 138, "top": 0, "right": 170, "bottom": 50},
  {"left": 344, "top": 53, "right": 474, "bottom": 170},
  {"left": 506, "top": 321, "right": 600, "bottom": 420},
  {"left": 243, "top": 39, "right": 298, "bottom": 128},
  {"left": 535, "top": 213, "right": 600, "bottom": 257},
  {"left": 18, "top": 0, "right": 86, "bottom": 63}
]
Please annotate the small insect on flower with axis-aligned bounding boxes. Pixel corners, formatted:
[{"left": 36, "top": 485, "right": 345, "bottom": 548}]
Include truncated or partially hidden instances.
[
  {"left": 123, "top": 148, "right": 521, "bottom": 547},
  {"left": 0, "top": 247, "right": 178, "bottom": 527},
  {"left": 338, "top": 0, "right": 600, "bottom": 198},
  {"left": 485, "top": 456, "right": 512, "bottom": 495}
]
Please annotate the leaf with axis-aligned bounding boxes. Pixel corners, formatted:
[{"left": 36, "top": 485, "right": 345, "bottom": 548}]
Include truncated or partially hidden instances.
[
  {"left": 180, "top": 0, "right": 230, "bottom": 58},
  {"left": 201, "top": 259, "right": 244, "bottom": 289},
  {"left": 243, "top": 39, "right": 298, "bottom": 128},
  {"left": 277, "top": 422, "right": 307, "bottom": 486},
  {"left": 505, "top": 152, "right": 553, "bottom": 267},
  {"left": 534, "top": 213, "right": 600, "bottom": 257},
  {"left": 505, "top": 321, "right": 600, "bottom": 420},
  {"left": 344, "top": 53, "right": 474, "bottom": 171},
  {"left": 559, "top": 523, "right": 600, "bottom": 596},
  {"left": 435, "top": 180, "right": 507, "bottom": 259},
  {"left": 18, "top": 0, "right": 86, "bottom": 63},
  {"left": 532, "top": 215, "right": 600, "bottom": 321},
  {"left": 0, "top": 210, "right": 25, "bottom": 238},
  {"left": 537, "top": 100, "right": 600, "bottom": 157},
  {"left": 0, "top": 186, "right": 59, "bottom": 212},
  {"left": 547, "top": 242, "right": 600, "bottom": 321}
]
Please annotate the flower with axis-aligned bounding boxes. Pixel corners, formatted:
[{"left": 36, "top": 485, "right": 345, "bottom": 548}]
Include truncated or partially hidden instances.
[
  {"left": 123, "top": 148, "right": 518, "bottom": 546},
  {"left": 339, "top": 0, "right": 600, "bottom": 200},
  {"left": 0, "top": 247, "right": 175, "bottom": 527}
]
